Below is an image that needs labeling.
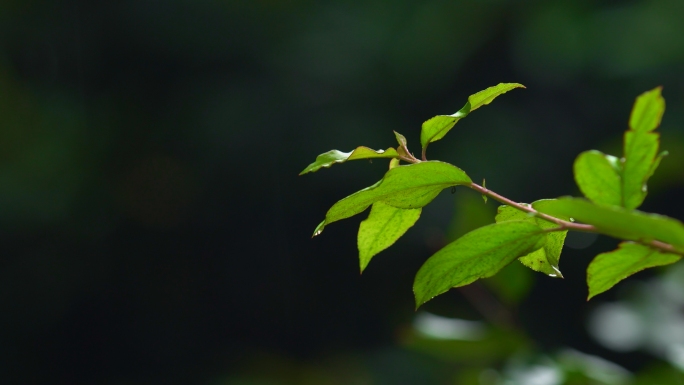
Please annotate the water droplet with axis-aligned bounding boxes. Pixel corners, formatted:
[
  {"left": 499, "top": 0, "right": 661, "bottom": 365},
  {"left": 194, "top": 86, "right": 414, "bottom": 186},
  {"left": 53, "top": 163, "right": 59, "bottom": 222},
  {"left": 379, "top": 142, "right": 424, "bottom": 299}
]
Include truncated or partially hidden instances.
[{"left": 312, "top": 220, "right": 326, "bottom": 237}]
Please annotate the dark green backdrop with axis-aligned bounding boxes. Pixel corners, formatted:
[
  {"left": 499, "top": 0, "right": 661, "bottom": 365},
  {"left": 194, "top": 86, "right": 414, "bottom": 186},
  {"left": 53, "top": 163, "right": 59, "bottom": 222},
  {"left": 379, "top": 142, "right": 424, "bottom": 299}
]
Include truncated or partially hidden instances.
[{"left": 1, "top": 1, "right": 684, "bottom": 384}]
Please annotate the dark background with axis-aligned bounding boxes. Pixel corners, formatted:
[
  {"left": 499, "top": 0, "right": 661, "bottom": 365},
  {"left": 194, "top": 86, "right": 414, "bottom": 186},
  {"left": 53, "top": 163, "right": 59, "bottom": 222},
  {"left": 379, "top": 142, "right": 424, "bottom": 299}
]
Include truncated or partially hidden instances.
[{"left": 1, "top": 0, "right": 684, "bottom": 384}]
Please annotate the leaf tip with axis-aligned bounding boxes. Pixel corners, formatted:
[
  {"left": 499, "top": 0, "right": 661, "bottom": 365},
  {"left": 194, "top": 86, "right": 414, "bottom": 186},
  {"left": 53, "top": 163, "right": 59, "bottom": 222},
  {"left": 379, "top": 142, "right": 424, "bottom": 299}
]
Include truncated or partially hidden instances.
[
  {"left": 359, "top": 259, "right": 368, "bottom": 274},
  {"left": 550, "top": 265, "right": 564, "bottom": 279},
  {"left": 312, "top": 220, "right": 326, "bottom": 238},
  {"left": 298, "top": 167, "right": 311, "bottom": 176},
  {"left": 413, "top": 290, "right": 430, "bottom": 310}
]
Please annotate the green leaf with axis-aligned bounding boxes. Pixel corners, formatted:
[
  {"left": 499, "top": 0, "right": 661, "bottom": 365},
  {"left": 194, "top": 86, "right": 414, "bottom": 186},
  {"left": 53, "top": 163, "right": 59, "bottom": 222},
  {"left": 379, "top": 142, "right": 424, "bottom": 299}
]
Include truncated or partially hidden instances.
[
  {"left": 394, "top": 131, "right": 408, "bottom": 148},
  {"left": 358, "top": 202, "right": 421, "bottom": 272},
  {"left": 536, "top": 198, "right": 684, "bottom": 252},
  {"left": 587, "top": 242, "right": 680, "bottom": 300},
  {"left": 619, "top": 87, "right": 665, "bottom": 209},
  {"left": 413, "top": 221, "right": 545, "bottom": 307},
  {"left": 299, "top": 147, "right": 399, "bottom": 175},
  {"left": 467, "top": 83, "right": 526, "bottom": 112},
  {"left": 419, "top": 83, "right": 524, "bottom": 151},
  {"left": 629, "top": 86, "right": 665, "bottom": 133},
  {"left": 495, "top": 200, "right": 567, "bottom": 278},
  {"left": 573, "top": 87, "right": 666, "bottom": 210},
  {"left": 420, "top": 114, "right": 467, "bottom": 153},
  {"left": 573, "top": 150, "right": 622, "bottom": 207},
  {"left": 314, "top": 161, "right": 471, "bottom": 236},
  {"left": 622, "top": 130, "right": 659, "bottom": 209}
]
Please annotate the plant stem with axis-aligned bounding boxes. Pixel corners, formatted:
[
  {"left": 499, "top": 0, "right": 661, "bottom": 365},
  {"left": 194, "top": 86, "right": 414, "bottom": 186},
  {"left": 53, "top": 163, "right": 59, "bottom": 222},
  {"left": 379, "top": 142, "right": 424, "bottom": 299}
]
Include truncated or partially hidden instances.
[
  {"left": 468, "top": 182, "right": 684, "bottom": 256},
  {"left": 394, "top": 159, "right": 683, "bottom": 256},
  {"left": 397, "top": 155, "right": 418, "bottom": 164},
  {"left": 468, "top": 182, "right": 594, "bottom": 231}
]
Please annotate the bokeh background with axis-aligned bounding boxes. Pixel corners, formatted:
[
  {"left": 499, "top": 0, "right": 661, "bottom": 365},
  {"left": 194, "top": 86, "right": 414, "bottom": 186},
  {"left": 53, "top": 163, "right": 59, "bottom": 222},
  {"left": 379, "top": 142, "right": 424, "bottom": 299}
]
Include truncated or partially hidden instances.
[{"left": 2, "top": 0, "right": 684, "bottom": 384}]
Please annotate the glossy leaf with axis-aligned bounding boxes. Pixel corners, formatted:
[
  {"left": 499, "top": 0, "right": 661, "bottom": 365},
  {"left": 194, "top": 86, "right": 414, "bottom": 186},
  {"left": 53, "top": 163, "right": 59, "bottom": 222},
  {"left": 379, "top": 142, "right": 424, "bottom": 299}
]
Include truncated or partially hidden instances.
[
  {"left": 358, "top": 202, "right": 421, "bottom": 272},
  {"left": 413, "top": 221, "right": 545, "bottom": 307},
  {"left": 587, "top": 242, "right": 680, "bottom": 300},
  {"left": 573, "top": 150, "right": 622, "bottom": 207},
  {"left": 300, "top": 147, "right": 399, "bottom": 175},
  {"left": 314, "top": 161, "right": 471, "bottom": 236},
  {"left": 622, "top": 130, "right": 659, "bottom": 209},
  {"left": 536, "top": 198, "right": 684, "bottom": 252},
  {"left": 419, "top": 83, "right": 524, "bottom": 151},
  {"left": 629, "top": 87, "right": 665, "bottom": 133},
  {"left": 496, "top": 201, "right": 566, "bottom": 278}
]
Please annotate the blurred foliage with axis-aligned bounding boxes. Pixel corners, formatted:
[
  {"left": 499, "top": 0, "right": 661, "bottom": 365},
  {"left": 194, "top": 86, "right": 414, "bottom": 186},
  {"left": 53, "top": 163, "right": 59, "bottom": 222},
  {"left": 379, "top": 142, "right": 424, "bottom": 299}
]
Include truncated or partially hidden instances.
[{"left": 0, "top": 0, "right": 683, "bottom": 384}]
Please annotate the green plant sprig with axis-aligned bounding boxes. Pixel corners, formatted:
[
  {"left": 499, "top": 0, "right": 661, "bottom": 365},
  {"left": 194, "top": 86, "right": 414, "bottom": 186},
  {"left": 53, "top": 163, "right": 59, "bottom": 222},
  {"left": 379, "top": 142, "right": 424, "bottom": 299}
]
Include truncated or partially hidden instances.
[{"left": 301, "top": 83, "right": 684, "bottom": 306}]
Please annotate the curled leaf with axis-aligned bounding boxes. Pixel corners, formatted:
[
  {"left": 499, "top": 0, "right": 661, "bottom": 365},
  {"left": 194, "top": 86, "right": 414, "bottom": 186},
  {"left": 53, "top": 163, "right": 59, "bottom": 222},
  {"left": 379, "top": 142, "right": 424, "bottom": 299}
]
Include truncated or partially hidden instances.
[{"left": 300, "top": 147, "right": 399, "bottom": 175}]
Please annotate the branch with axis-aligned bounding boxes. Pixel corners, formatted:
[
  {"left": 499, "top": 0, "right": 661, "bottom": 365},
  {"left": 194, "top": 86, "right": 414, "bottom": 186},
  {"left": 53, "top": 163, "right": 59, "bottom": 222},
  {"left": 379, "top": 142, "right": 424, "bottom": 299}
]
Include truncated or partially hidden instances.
[{"left": 467, "top": 182, "right": 684, "bottom": 257}]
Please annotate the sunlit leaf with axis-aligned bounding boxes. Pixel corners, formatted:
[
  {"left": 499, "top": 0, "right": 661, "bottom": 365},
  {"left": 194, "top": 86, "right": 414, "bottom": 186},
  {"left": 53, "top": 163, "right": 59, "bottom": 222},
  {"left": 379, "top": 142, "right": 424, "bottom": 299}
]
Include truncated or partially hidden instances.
[
  {"left": 619, "top": 87, "right": 666, "bottom": 209},
  {"left": 358, "top": 202, "right": 421, "bottom": 272},
  {"left": 413, "top": 221, "right": 545, "bottom": 307},
  {"left": 536, "top": 198, "right": 684, "bottom": 252},
  {"left": 496, "top": 200, "right": 567, "bottom": 278},
  {"left": 299, "top": 147, "right": 399, "bottom": 175},
  {"left": 314, "top": 161, "right": 471, "bottom": 236},
  {"left": 468, "top": 83, "right": 526, "bottom": 112},
  {"left": 574, "top": 150, "right": 622, "bottom": 207},
  {"left": 419, "top": 83, "right": 524, "bottom": 151},
  {"left": 587, "top": 242, "right": 680, "bottom": 300},
  {"left": 629, "top": 86, "right": 665, "bottom": 133},
  {"left": 420, "top": 112, "right": 468, "bottom": 152},
  {"left": 622, "top": 130, "right": 659, "bottom": 210}
]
